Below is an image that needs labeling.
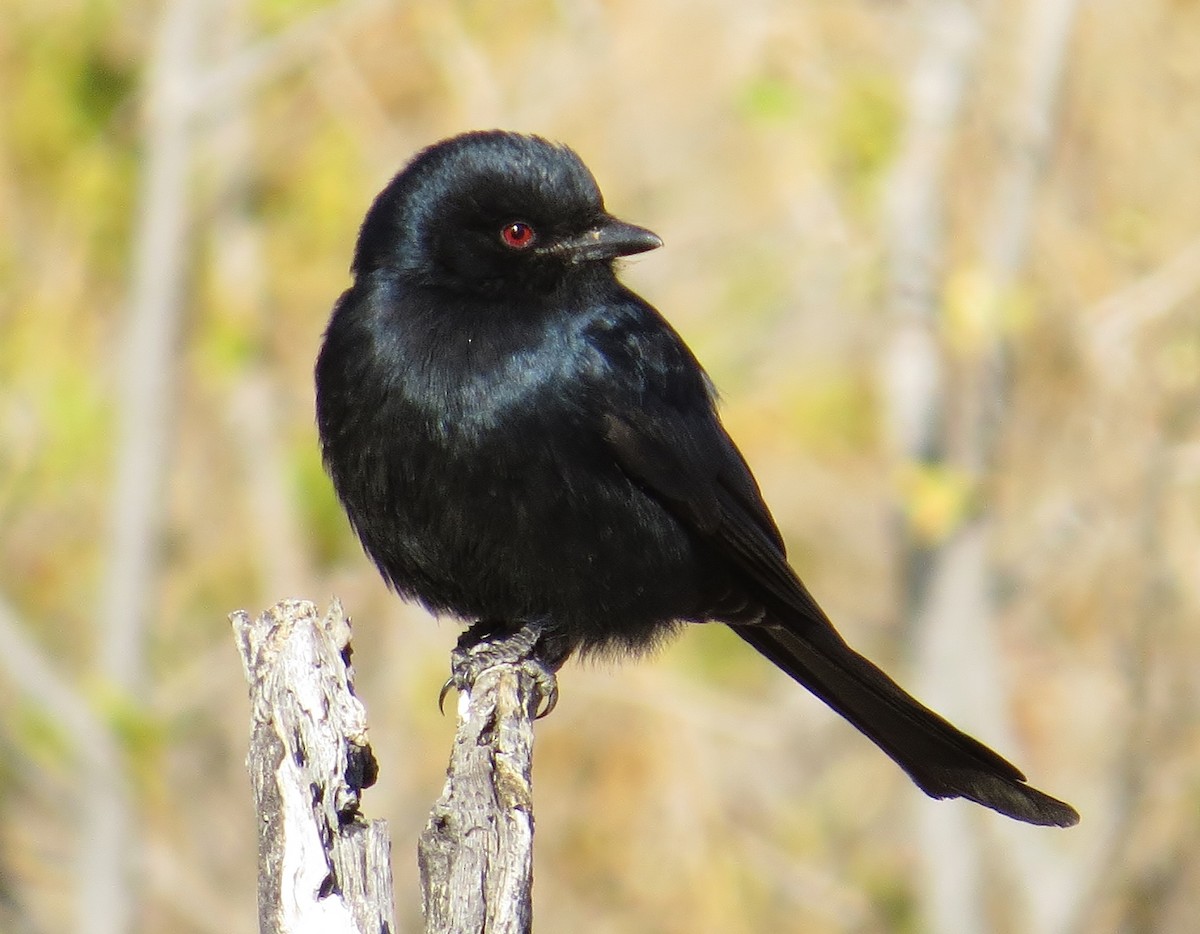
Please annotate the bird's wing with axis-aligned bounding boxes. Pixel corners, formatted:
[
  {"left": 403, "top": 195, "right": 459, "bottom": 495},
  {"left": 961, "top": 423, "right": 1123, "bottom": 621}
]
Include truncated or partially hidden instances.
[
  {"left": 596, "top": 377, "right": 1078, "bottom": 827},
  {"left": 599, "top": 402, "right": 828, "bottom": 628}
]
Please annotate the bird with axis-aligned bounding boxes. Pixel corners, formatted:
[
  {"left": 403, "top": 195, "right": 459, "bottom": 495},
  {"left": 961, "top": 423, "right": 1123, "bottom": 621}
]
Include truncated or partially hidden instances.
[{"left": 315, "top": 130, "right": 1078, "bottom": 828}]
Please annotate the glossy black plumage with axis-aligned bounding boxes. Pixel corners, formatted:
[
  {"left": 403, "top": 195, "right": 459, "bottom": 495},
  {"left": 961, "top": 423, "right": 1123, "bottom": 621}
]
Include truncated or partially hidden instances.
[{"left": 315, "top": 130, "right": 1078, "bottom": 827}]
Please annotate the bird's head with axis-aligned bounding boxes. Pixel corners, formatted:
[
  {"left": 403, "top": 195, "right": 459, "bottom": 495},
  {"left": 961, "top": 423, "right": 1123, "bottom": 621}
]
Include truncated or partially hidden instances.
[{"left": 351, "top": 131, "right": 662, "bottom": 295}]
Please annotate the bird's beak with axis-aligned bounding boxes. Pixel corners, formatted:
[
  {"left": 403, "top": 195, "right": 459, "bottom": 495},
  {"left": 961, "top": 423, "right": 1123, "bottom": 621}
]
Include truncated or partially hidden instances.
[{"left": 551, "top": 215, "right": 663, "bottom": 263}]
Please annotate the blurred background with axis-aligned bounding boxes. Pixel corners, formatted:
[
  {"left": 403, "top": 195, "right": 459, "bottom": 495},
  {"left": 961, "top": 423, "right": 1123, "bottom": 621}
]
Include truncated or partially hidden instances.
[{"left": 2, "top": 0, "right": 1198, "bottom": 931}]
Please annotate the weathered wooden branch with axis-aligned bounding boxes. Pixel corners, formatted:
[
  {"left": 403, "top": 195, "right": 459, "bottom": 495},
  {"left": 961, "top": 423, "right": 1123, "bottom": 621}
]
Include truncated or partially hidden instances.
[
  {"left": 234, "top": 598, "right": 540, "bottom": 932},
  {"left": 417, "top": 644, "right": 541, "bottom": 934},
  {"left": 232, "top": 599, "right": 395, "bottom": 934}
]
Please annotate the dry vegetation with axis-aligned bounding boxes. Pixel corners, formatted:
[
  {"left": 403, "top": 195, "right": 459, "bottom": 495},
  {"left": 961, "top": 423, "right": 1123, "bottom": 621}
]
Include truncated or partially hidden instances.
[{"left": 1, "top": 0, "right": 1199, "bottom": 931}]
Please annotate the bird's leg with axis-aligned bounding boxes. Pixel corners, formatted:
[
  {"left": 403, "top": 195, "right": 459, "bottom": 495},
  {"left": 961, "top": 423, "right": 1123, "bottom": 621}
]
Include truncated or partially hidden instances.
[{"left": 438, "top": 618, "right": 565, "bottom": 719}]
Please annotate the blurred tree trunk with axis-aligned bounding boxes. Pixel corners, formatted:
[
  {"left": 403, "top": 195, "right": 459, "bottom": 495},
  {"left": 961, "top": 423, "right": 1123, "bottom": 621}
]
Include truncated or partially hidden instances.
[
  {"left": 206, "top": 0, "right": 313, "bottom": 601},
  {"left": 971, "top": 3, "right": 1083, "bottom": 933},
  {"left": 883, "top": 0, "right": 1080, "bottom": 932},
  {"left": 881, "top": 2, "right": 989, "bottom": 932},
  {"left": 84, "top": 0, "right": 204, "bottom": 930}
]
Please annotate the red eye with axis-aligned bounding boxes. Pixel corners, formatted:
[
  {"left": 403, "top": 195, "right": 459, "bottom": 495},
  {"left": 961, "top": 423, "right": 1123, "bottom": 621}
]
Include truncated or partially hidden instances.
[{"left": 500, "top": 221, "right": 536, "bottom": 250}]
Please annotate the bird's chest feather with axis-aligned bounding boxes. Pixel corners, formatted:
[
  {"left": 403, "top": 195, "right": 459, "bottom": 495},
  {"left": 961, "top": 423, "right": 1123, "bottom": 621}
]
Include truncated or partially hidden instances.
[
  {"left": 388, "top": 322, "right": 614, "bottom": 540},
  {"left": 359, "top": 319, "right": 697, "bottom": 621}
]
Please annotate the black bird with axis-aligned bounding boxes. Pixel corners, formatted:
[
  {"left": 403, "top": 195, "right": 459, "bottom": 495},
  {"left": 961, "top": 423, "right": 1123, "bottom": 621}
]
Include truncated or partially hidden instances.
[{"left": 315, "top": 130, "right": 1078, "bottom": 827}]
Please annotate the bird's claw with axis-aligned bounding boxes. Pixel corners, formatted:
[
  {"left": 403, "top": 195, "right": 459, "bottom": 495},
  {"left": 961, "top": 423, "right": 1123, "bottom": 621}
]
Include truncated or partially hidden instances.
[
  {"left": 437, "top": 675, "right": 456, "bottom": 715},
  {"left": 437, "top": 661, "right": 559, "bottom": 719},
  {"left": 534, "top": 676, "right": 558, "bottom": 719},
  {"left": 437, "top": 620, "right": 561, "bottom": 719}
]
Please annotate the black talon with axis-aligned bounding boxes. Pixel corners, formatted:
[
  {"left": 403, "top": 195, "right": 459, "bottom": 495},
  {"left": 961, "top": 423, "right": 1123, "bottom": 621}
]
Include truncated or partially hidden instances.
[
  {"left": 437, "top": 676, "right": 457, "bottom": 715},
  {"left": 534, "top": 678, "right": 559, "bottom": 719}
]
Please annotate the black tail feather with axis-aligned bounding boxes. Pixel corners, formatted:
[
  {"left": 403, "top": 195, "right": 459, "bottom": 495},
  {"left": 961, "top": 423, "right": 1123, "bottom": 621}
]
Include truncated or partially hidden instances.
[{"left": 731, "top": 623, "right": 1079, "bottom": 827}]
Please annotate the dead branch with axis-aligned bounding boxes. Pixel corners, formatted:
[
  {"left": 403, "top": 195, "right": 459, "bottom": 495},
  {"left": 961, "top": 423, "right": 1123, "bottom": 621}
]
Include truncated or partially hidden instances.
[
  {"left": 232, "top": 599, "right": 395, "bottom": 934},
  {"left": 417, "top": 649, "right": 540, "bottom": 934}
]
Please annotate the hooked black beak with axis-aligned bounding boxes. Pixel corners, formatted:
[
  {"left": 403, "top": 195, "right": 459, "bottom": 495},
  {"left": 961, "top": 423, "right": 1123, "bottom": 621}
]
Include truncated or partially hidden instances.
[{"left": 549, "top": 215, "right": 663, "bottom": 263}]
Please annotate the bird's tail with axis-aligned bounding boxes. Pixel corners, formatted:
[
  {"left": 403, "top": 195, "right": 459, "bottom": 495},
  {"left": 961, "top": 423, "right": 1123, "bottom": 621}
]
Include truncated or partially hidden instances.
[{"left": 730, "top": 622, "right": 1079, "bottom": 827}]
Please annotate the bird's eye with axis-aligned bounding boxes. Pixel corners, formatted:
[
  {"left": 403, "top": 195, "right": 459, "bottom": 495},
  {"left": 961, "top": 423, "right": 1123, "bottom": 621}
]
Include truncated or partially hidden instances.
[{"left": 500, "top": 222, "right": 536, "bottom": 250}]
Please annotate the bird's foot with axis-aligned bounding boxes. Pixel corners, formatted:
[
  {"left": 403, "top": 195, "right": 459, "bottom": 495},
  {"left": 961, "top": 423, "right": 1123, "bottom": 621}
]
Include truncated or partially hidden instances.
[{"left": 438, "top": 619, "right": 563, "bottom": 719}]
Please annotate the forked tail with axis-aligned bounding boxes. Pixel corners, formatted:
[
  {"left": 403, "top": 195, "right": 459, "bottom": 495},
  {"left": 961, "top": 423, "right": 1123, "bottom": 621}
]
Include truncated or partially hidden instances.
[{"left": 731, "top": 623, "right": 1078, "bottom": 827}]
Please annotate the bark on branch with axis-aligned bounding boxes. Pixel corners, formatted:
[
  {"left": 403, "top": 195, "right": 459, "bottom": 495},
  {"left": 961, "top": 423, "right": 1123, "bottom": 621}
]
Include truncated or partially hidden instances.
[
  {"left": 233, "top": 599, "right": 539, "bottom": 932},
  {"left": 232, "top": 599, "right": 395, "bottom": 934},
  {"left": 417, "top": 647, "right": 540, "bottom": 934}
]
